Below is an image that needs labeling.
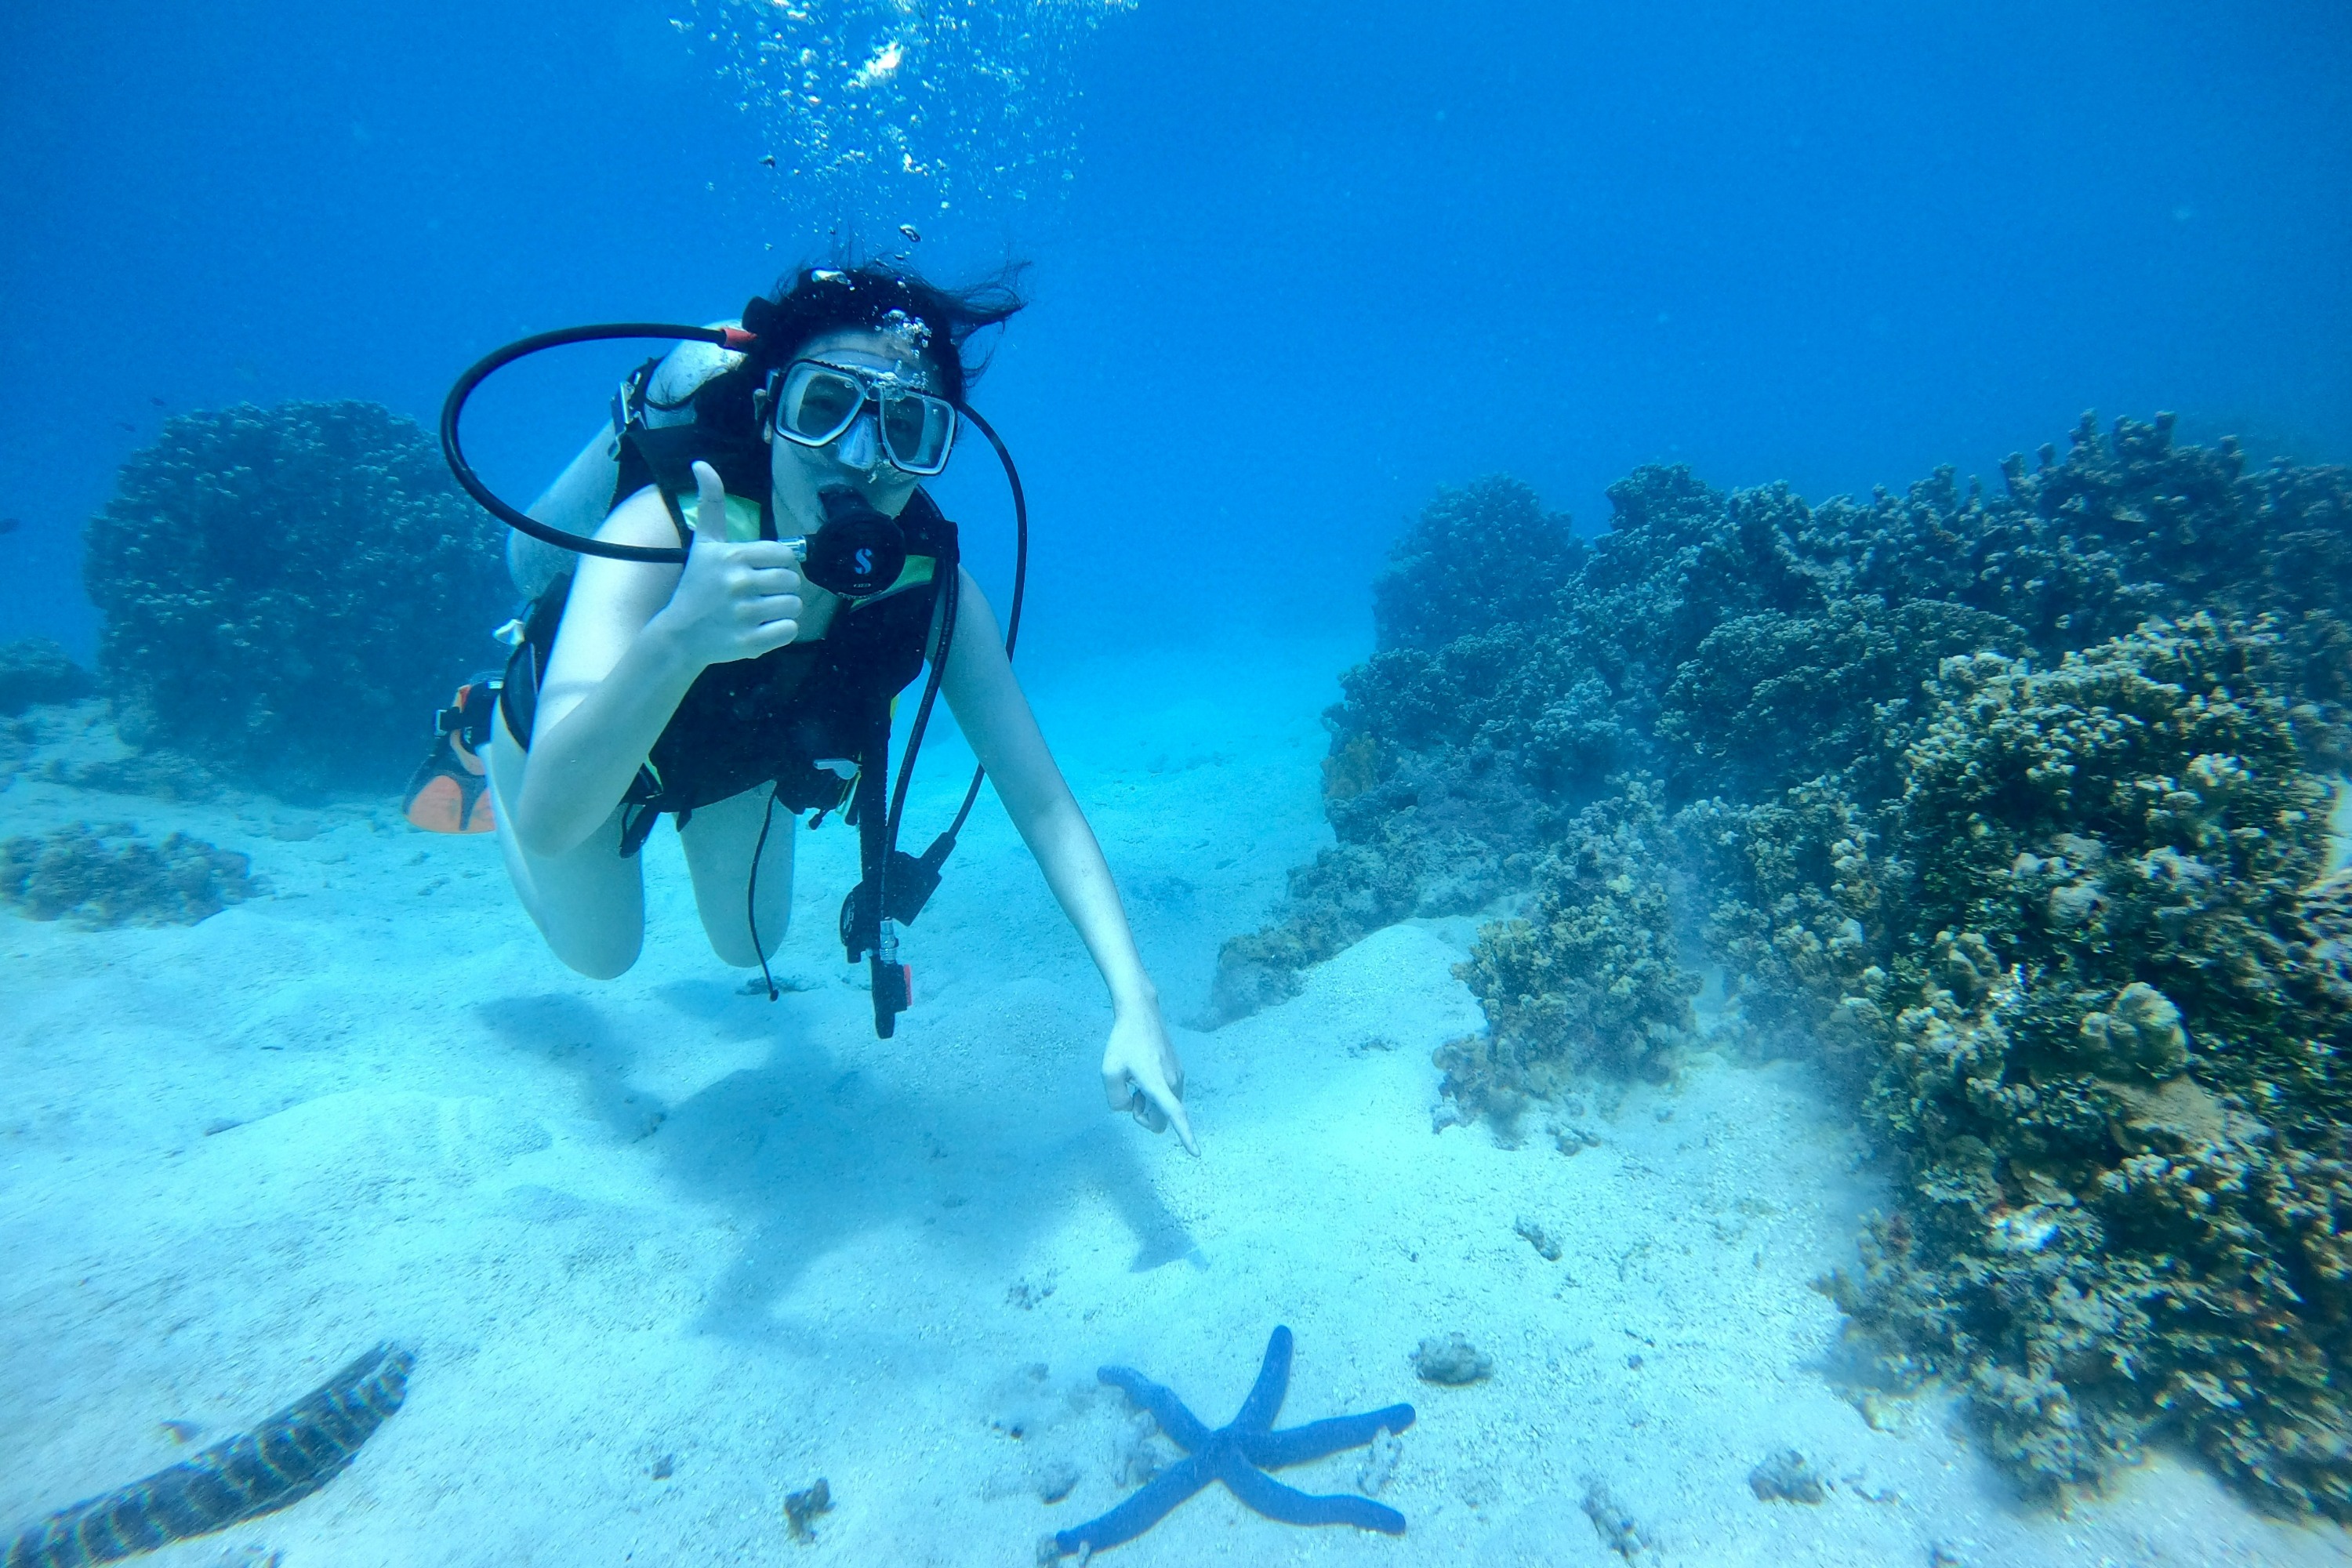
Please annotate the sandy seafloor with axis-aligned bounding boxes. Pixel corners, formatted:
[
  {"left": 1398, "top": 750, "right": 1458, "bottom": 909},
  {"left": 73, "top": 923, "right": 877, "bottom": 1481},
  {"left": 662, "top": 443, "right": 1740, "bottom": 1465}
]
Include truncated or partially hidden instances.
[{"left": 3, "top": 634, "right": 2349, "bottom": 1568}]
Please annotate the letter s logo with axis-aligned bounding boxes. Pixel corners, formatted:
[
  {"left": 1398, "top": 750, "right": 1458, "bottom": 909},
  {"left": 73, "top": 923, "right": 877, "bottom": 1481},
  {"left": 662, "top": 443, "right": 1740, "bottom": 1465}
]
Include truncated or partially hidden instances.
[{"left": 855, "top": 547, "right": 874, "bottom": 575}]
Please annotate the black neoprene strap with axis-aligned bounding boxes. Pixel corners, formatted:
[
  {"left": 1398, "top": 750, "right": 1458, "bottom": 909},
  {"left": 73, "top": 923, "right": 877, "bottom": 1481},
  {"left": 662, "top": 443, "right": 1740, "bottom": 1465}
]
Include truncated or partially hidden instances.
[{"left": 846, "top": 702, "right": 894, "bottom": 961}]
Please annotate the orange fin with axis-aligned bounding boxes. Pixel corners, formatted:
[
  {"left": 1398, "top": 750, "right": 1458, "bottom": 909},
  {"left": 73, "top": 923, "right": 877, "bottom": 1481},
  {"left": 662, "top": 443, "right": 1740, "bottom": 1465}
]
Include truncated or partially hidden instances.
[{"left": 402, "top": 735, "right": 495, "bottom": 833}]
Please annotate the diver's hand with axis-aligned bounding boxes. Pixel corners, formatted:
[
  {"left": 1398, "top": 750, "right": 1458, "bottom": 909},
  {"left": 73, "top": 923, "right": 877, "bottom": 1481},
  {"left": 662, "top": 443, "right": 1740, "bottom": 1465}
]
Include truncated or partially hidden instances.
[
  {"left": 648, "top": 461, "right": 804, "bottom": 669},
  {"left": 1103, "top": 1002, "right": 1198, "bottom": 1156}
]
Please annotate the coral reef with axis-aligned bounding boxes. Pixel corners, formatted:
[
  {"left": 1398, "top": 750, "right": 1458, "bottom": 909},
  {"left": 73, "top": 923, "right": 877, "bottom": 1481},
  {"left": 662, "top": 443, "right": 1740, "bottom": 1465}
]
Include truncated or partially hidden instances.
[
  {"left": 1373, "top": 474, "right": 1583, "bottom": 655},
  {"left": 35, "top": 751, "right": 225, "bottom": 803},
  {"left": 2, "top": 698, "right": 228, "bottom": 803},
  {"left": 1221, "top": 415, "right": 2352, "bottom": 1031},
  {"left": 0, "top": 639, "right": 96, "bottom": 717},
  {"left": 1812, "top": 618, "right": 2352, "bottom": 1515},
  {"left": 1441, "top": 782, "right": 1699, "bottom": 1112},
  {"left": 1225, "top": 413, "right": 2352, "bottom": 1515},
  {"left": 83, "top": 401, "right": 507, "bottom": 790},
  {"left": 1657, "top": 597, "right": 2024, "bottom": 803},
  {"left": 1, "top": 822, "right": 258, "bottom": 927},
  {"left": 1209, "top": 842, "right": 1419, "bottom": 1022}
]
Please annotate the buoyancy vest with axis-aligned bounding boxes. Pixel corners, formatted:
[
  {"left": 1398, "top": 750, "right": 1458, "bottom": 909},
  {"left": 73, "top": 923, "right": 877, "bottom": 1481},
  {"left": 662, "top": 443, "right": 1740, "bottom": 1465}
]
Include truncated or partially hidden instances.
[{"left": 496, "top": 466, "right": 956, "bottom": 858}]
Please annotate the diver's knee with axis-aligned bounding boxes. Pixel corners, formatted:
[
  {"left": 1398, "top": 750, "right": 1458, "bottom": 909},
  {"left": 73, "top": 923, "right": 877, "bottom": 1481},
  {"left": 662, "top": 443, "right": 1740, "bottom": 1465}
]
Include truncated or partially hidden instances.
[
  {"left": 538, "top": 906, "right": 643, "bottom": 979},
  {"left": 705, "top": 914, "right": 787, "bottom": 970},
  {"left": 557, "top": 929, "right": 643, "bottom": 981}
]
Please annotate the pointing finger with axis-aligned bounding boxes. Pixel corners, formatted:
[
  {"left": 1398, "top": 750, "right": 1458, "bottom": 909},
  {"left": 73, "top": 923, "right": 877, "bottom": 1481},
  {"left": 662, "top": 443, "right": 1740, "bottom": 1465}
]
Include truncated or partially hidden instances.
[{"left": 1156, "top": 1090, "right": 1200, "bottom": 1157}]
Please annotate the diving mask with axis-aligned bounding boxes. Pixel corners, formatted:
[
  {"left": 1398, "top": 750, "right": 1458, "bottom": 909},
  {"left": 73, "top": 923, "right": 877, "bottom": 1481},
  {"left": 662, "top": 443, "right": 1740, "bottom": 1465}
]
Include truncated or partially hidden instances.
[{"left": 764, "top": 358, "right": 958, "bottom": 476}]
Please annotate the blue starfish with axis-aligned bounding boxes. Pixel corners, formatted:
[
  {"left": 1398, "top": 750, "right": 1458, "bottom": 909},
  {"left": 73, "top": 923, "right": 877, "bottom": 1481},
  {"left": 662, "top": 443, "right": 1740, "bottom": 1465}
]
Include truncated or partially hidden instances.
[{"left": 1048, "top": 1326, "right": 1416, "bottom": 1559}]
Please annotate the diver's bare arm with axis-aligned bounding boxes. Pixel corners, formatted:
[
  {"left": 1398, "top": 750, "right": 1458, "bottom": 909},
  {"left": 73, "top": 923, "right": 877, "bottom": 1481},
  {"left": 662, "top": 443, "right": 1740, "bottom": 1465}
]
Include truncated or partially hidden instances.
[
  {"left": 515, "top": 469, "right": 803, "bottom": 857},
  {"left": 938, "top": 571, "right": 1155, "bottom": 1014},
  {"left": 510, "top": 495, "right": 693, "bottom": 856}
]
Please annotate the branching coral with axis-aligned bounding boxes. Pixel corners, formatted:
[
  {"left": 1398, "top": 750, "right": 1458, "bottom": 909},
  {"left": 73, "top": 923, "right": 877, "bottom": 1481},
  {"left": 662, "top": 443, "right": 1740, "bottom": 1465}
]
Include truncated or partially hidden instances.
[{"left": 83, "top": 401, "right": 507, "bottom": 789}]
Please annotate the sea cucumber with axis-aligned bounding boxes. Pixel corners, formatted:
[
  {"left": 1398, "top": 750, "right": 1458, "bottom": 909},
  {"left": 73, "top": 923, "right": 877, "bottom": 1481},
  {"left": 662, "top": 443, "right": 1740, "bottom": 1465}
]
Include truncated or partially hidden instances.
[{"left": 3, "top": 1343, "right": 413, "bottom": 1567}]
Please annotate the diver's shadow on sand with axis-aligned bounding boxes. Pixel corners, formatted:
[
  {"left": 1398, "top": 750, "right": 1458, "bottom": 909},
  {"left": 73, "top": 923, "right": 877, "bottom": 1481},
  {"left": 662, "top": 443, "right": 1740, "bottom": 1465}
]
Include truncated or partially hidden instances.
[
  {"left": 648, "top": 976, "right": 793, "bottom": 1039},
  {"left": 1098, "top": 1145, "right": 1200, "bottom": 1272},
  {"left": 667, "top": 1044, "right": 1202, "bottom": 1339},
  {"left": 476, "top": 989, "right": 1199, "bottom": 1338},
  {"left": 474, "top": 994, "right": 670, "bottom": 1143}
]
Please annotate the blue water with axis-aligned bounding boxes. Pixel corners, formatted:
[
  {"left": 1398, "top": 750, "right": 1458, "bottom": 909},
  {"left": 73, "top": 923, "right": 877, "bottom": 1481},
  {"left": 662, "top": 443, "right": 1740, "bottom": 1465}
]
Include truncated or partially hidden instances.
[
  {"left": 5, "top": 5, "right": 2352, "bottom": 1564},
  {"left": 4, "top": 1, "right": 2346, "bottom": 659}
]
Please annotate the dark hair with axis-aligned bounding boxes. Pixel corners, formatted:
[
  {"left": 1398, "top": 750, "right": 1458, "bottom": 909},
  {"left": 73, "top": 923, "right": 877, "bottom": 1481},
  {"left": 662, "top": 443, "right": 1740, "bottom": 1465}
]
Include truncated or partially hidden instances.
[{"left": 740, "top": 260, "right": 1024, "bottom": 408}]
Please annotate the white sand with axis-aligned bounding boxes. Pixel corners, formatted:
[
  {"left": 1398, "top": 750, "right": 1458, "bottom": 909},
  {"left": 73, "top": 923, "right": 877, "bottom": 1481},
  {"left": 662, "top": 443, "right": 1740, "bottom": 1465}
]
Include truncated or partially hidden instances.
[{"left": 3, "top": 636, "right": 2347, "bottom": 1568}]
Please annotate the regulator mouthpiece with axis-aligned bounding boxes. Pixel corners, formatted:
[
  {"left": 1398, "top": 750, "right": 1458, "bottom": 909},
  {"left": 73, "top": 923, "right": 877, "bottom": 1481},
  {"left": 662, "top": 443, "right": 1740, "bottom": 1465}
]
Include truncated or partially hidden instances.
[{"left": 792, "top": 487, "right": 908, "bottom": 598}]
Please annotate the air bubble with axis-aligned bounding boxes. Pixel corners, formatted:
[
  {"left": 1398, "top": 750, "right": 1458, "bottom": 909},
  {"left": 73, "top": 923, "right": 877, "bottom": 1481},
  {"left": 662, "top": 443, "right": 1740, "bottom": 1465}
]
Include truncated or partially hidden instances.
[{"left": 681, "top": 0, "right": 1132, "bottom": 227}]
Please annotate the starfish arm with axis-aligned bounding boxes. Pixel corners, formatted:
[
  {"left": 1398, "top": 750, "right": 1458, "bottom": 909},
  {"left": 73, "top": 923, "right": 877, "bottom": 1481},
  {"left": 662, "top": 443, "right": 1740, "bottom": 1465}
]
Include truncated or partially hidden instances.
[
  {"left": 1215, "top": 1456, "right": 1409, "bottom": 1535},
  {"left": 1230, "top": 1326, "right": 1294, "bottom": 1432},
  {"left": 1098, "top": 1367, "right": 1211, "bottom": 1452},
  {"left": 1243, "top": 1403, "right": 1417, "bottom": 1468},
  {"left": 1051, "top": 1456, "right": 1207, "bottom": 1557}
]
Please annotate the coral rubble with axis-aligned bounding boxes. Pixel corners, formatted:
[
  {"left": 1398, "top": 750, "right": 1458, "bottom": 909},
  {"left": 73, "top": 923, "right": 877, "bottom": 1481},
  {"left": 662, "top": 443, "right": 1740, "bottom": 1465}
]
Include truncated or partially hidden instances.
[
  {"left": 1579, "top": 1478, "right": 1650, "bottom": 1558},
  {"left": 1747, "top": 1449, "right": 1828, "bottom": 1504},
  {"left": 784, "top": 1477, "right": 832, "bottom": 1542},
  {"left": 0, "top": 822, "right": 258, "bottom": 927},
  {"left": 1410, "top": 1334, "right": 1492, "bottom": 1385},
  {"left": 1229, "top": 413, "right": 2352, "bottom": 1513},
  {"left": 82, "top": 401, "right": 506, "bottom": 789}
]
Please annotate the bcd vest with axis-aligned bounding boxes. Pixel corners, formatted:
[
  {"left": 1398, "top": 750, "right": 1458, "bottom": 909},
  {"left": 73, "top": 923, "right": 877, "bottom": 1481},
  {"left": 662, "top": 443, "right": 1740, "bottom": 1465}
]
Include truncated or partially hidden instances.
[{"left": 496, "top": 424, "right": 956, "bottom": 858}]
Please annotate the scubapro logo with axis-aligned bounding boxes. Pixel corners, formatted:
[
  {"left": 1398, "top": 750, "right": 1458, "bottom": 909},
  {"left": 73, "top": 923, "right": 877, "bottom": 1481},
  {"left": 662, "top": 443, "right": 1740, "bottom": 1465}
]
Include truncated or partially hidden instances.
[{"left": 855, "top": 547, "right": 874, "bottom": 575}]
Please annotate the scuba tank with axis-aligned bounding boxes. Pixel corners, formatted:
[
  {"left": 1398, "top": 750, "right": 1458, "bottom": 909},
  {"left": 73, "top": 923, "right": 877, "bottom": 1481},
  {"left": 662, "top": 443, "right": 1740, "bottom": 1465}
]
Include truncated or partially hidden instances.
[{"left": 506, "top": 329, "right": 749, "bottom": 597}]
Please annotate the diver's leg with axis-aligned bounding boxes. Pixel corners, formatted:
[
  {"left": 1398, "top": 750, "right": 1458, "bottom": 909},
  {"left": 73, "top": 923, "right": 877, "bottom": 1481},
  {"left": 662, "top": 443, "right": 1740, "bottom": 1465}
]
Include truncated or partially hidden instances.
[
  {"left": 678, "top": 786, "right": 796, "bottom": 967},
  {"left": 486, "top": 712, "right": 647, "bottom": 979}
]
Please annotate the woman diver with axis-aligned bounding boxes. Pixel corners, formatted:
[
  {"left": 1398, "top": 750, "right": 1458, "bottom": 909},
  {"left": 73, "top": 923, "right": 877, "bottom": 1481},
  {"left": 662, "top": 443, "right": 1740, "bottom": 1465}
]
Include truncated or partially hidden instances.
[{"left": 456, "top": 263, "right": 1195, "bottom": 1155}]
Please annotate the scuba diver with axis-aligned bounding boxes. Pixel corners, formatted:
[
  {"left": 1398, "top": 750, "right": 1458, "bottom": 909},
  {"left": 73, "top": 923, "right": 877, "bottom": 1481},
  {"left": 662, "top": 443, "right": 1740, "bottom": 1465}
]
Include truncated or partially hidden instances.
[{"left": 409, "top": 262, "right": 1196, "bottom": 1154}]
